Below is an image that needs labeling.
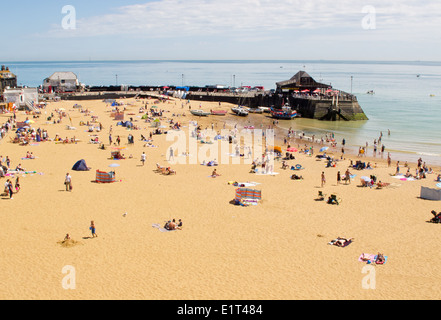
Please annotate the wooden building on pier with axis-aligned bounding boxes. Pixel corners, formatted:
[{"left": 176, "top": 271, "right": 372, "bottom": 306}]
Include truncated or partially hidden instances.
[{"left": 276, "top": 71, "right": 331, "bottom": 93}]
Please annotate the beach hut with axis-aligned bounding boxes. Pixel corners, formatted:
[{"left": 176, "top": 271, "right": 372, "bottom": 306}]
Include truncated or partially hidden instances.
[
  {"left": 420, "top": 187, "right": 441, "bottom": 201},
  {"left": 235, "top": 188, "right": 262, "bottom": 205},
  {"left": 95, "top": 170, "right": 116, "bottom": 183},
  {"left": 72, "top": 159, "right": 90, "bottom": 171}
]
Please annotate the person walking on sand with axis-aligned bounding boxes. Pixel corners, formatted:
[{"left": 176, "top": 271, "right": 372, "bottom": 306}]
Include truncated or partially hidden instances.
[
  {"left": 337, "top": 171, "right": 341, "bottom": 185},
  {"left": 168, "top": 147, "right": 174, "bottom": 162},
  {"left": 7, "top": 179, "right": 13, "bottom": 199},
  {"left": 321, "top": 172, "right": 326, "bottom": 187},
  {"left": 65, "top": 173, "right": 72, "bottom": 192},
  {"left": 345, "top": 169, "right": 351, "bottom": 184},
  {"left": 15, "top": 177, "right": 20, "bottom": 193},
  {"left": 141, "top": 152, "right": 146, "bottom": 166},
  {"left": 90, "top": 221, "right": 98, "bottom": 238}
]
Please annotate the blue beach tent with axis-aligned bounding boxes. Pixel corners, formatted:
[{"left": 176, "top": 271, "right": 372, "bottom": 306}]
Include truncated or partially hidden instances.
[{"left": 72, "top": 159, "right": 90, "bottom": 171}]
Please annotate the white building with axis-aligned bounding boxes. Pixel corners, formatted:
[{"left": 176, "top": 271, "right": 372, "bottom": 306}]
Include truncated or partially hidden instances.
[
  {"left": 3, "top": 88, "right": 39, "bottom": 111},
  {"left": 43, "top": 71, "right": 79, "bottom": 93}
]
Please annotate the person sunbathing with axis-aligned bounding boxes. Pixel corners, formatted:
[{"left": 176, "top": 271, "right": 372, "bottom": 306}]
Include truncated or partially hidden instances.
[
  {"left": 376, "top": 181, "right": 389, "bottom": 189},
  {"left": 375, "top": 253, "right": 385, "bottom": 264},
  {"left": 291, "top": 174, "right": 303, "bottom": 180},
  {"left": 164, "top": 167, "right": 176, "bottom": 175},
  {"left": 334, "top": 237, "right": 353, "bottom": 247},
  {"left": 360, "top": 253, "right": 373, "bottom": 262}
]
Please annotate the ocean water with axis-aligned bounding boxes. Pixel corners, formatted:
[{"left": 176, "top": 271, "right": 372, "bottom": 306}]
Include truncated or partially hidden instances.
[{"left": 5, "top": 60, "right": 441, "bottom": 165}]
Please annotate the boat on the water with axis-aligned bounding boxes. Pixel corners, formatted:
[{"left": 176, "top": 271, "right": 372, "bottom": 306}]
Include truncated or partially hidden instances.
[
  {"left": 190, "top": 110, "right": 211, "bottom": 117},
  {"left": 211, "top": 110, "right": 228, "bottom": 116},
  {"left": 231, "top": 106, "right": 249, "bottom": 117},
  {"left": 270, "top": 106, "right": 297, "bottom": 120}
]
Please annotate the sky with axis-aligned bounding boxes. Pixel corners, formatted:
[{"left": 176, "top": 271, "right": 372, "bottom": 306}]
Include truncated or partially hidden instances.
[{"left": 1, "top": 0, "right": 441, "bottom": 61}]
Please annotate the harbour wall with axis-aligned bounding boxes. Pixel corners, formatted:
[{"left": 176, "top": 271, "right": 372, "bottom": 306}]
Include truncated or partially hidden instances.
[{"left": 50, "top": 88, "right": 368, "bottom": 121}]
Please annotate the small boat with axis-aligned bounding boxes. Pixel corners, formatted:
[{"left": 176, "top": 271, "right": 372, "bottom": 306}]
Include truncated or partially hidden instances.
[
  {"left": 190, "top": 110, "right": 211, "bottom": 117},
  {"left": 248, "top": 108, "right": 263, "bottom": 114},
  {"left": 270, "top": 106, "right": 297, "bottom": 120},
  {"left": 258, "top": 107, "right": 271, "bottom": 113},
  {"left": 211, "top": 110, "right": 227, "bottom": 116},
  {"left": 231, "top": 106, "right": 249, "bottom": 117},
  {"left": 366, "top": 90, "right": 375, "bottom": 95}
]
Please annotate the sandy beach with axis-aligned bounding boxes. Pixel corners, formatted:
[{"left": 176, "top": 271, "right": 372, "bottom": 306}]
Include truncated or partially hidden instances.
[{"left": 1, "top": 96, "right": 441, "bottom": 300}]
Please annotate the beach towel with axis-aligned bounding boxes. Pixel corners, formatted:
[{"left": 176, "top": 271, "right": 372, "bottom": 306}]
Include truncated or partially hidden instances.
[
  {"left": 256, "top": 172, "right": 279, "bottom": 176},
  {"left": 436, "top": 183, "right": 441, "bottom": 189},
  {"left": 228, "top": 181, "right": 260, "bottom": 187},
  {"left": 152, "top": 223, "right": 176, "bottom": 233},
  {"left": 392, "top": 175, "right": 415, "bottom": 181}
]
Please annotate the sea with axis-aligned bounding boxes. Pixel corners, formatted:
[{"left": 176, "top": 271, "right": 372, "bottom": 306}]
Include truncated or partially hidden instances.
[{"left": 5, "top": 60, "right": 441, "bottom": 165}]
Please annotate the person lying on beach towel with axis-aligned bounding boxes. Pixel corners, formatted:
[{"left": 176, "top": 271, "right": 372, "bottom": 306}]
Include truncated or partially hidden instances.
[
  {"left": 291, "top": 174, "right": 303, "bottom": 180},
  {"left": 328, "top": 237, "right": 353, "bottom": 247},
  {"left": 359, "top": 253, "right": 387, "bottom": 264}
]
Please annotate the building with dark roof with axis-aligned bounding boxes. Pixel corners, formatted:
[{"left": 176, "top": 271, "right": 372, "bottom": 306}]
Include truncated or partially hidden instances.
[
  {"left": 276, "top": 71, "right": 331, "bottom": 93},
  {"left": 0, "top": 65, "right": 17, "bottom": 92}
]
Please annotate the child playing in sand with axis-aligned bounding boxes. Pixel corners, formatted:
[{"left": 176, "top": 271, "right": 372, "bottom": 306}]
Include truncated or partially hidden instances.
[
  {"left": 90, "top": 221, "right": 97, "bottom": 238},
  {"left": 212, "top": 169, "right": 221, "bottom": 178}
]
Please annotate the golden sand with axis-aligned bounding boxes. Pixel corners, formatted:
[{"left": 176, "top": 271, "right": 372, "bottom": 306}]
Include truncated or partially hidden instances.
[{"left": 1, "top": 96, "right": 441, "bottom": 300}]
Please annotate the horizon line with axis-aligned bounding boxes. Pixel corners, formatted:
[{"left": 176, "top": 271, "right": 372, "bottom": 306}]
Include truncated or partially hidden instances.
[{"left": 2, "top": 59, "right": 440, "bottom": 64}]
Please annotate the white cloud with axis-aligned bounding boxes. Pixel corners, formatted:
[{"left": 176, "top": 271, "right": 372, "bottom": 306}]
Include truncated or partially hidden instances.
[{"left": 46, "top": 0, "right": 441, "bottom": 41}]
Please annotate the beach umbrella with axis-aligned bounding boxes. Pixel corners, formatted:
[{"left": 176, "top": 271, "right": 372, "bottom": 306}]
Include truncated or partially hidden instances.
[
  {"left": 109, "top": 163, "right": 120, "bottom": 168},
  {"left": 287, "top": 148, "right": 298, "bottom": 152},
  {"left": 320, "top": 147, "right": 329, "bottom": 152},
  {"left": 313, "top": 89, "right": 321, "bottom": 93},
  {"left": 301, "top": 89, "right": 310, "bottom": 93}
]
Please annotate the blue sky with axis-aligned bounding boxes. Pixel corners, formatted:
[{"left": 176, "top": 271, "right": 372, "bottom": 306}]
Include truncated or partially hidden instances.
[{"left": 1, "top": 0, "right": 440, "bottom": 61}]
